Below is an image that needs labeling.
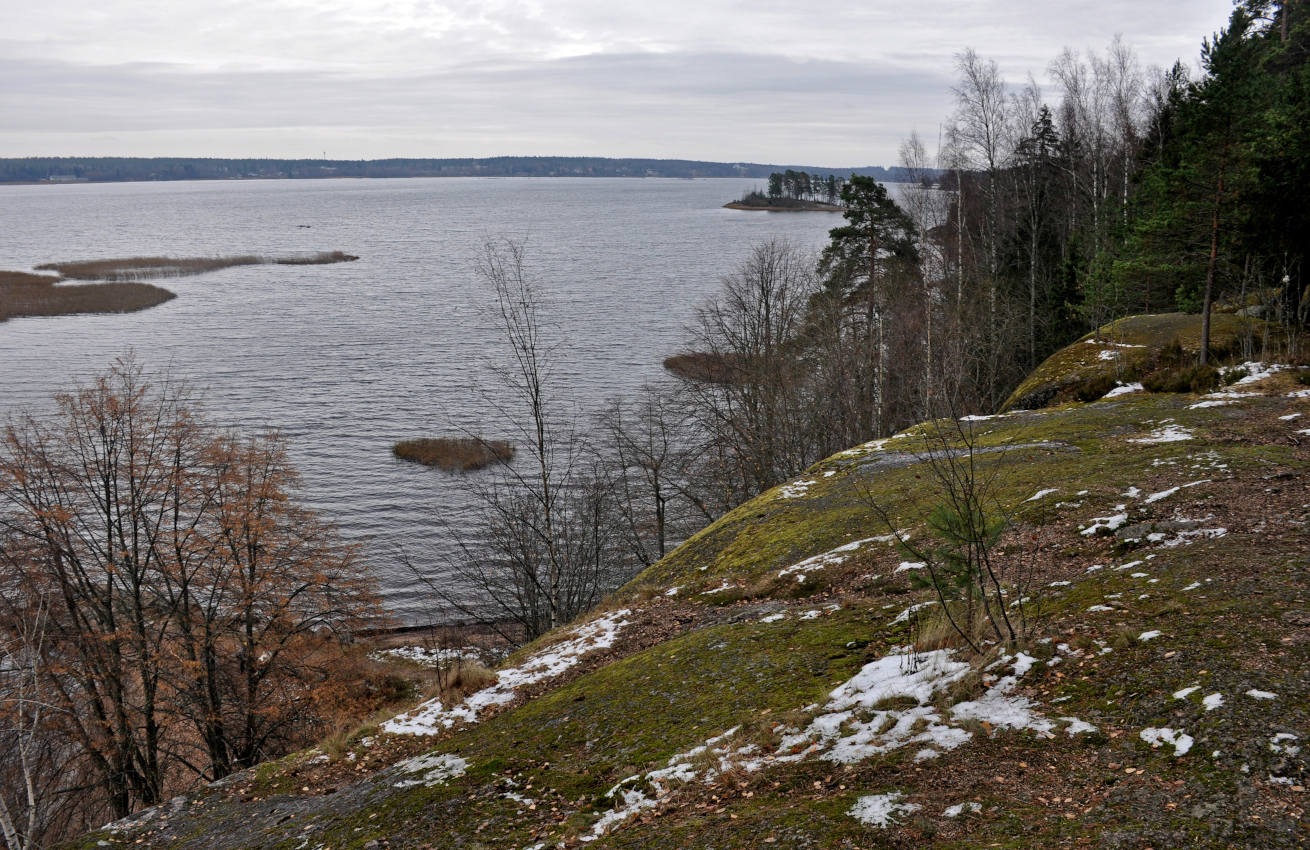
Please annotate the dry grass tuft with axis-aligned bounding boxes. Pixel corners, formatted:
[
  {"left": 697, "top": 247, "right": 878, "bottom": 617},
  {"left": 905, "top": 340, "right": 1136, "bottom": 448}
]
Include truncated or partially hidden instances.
[{"left": 393, "top": 437, "right": 514, "bottom": 472}]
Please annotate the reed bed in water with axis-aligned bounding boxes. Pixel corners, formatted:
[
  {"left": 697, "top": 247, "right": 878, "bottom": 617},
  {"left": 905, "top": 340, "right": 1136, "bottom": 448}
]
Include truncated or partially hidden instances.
[
  {"left": 36, "top": 251, "right": 358, "bottom": 281},
  {"left": 392, "top": 437, "right": 515, "bottom": 472},
  {"left": 0, "top": 272, "right": 175, "bottom": 321},
  {"left": 662, "top": 351, "right": 748, "bottom": 385}
]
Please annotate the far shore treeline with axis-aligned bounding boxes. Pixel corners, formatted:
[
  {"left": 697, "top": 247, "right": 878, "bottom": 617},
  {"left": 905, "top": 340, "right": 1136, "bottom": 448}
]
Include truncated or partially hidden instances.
[{"left": 0, "top": 156, "right": 939, "bottom": 185}]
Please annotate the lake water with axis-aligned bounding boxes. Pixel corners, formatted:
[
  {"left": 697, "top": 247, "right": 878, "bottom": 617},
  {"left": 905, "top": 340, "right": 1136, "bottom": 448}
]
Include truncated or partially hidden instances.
[{"left": 0, "top": 177, "right": 840, "bottom": 622}]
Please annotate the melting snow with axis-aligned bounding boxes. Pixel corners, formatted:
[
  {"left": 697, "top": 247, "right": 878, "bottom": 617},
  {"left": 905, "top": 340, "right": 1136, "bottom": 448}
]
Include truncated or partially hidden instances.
[
  {"left": 1203, "top": 693, "right": 1225, "bottom": 711},
  {"left": 892, "top": 601, "right": 937, "bottom": 624},
  {"left": 1143, "top": 486, "right": 1180, "bottom": 504},
  {"left": 1152, "top": 529, "right": 1227, "bottom": 549},
  {"left": 377, "top": 646, "right": 485, "bottom": 667},
  {"left": 1080, "top": 512, "right": 1129, "bottom": 536},
  {"left": 588, "top": 646, "right": 1090, "bottom": 841},
  {"left": 392, "top": 752, "right": 468, "bottom": 788},
  {"left": 1232, "top": 362, "right": 1290, "bottom": 384},
  {"left": 1025, "top": 488, "right": 1059, "bottom": 502},
  {"left": 895, "top": 561, "right": 926, "bottom": 573},
  {"left": 1138, "top": 630, "right": 1162, "bottom": 641},
  {"left": 1245, "top": 689, "right": 1278, "bottom": 700},
  {"left": 849, "top": 792, "right": 920, "bottom": 827},
  {"left": 1104, "top": 382, "right": 1145, "bottom": 398},
  {"left": 1140, "top": 727, "right": 1194, "bottom": 756},
  {"left": 1279, "top": 413, "right": 1302, "bottom": 420},
  {"left": 1130, "top": 422, "right": 1194, "bottom": 444},
  {"left": 1270, "top": 733, "right": 1300, "bottom": 756},
  {"left": 777, "top": 478, "right": 818, "bottom": 499},
  {"left": 1174, "top": 686, "right": 1201, "bottom": 700},
  {"left": 1062, "top": 717, "right": 1098, "bottom": 736},
  {"left": 943, "top": 801, "right": 983, "bottom": 817},
  {"left": 778, "top": 536, "right": 888, "bottom": 582},
  {"left": 382, "top": 609, "right": 631, "bottom": 735}
]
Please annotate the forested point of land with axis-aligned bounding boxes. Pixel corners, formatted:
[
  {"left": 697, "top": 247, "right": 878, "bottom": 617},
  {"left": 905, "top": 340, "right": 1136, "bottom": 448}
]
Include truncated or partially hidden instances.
[{"left": 0, "top": 156, "right": 933, "bottom": 185}]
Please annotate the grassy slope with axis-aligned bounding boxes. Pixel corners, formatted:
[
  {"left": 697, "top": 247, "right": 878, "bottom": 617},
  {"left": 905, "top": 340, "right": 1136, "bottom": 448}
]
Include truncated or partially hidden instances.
[{"left": 79, "top": 325, "right": 1309, "bottom": 850}]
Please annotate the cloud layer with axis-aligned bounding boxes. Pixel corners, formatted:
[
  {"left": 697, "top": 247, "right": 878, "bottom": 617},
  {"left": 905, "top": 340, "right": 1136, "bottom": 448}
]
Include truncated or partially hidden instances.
[{"left": 0, "top": 0, "right": 1235, "bottom": 162}]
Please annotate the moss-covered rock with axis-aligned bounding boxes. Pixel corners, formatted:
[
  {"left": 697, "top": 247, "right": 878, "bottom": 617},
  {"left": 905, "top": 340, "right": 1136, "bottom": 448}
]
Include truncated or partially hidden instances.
[{"left": 1002, "top": 312, "right": 1274, "bottom": 412}]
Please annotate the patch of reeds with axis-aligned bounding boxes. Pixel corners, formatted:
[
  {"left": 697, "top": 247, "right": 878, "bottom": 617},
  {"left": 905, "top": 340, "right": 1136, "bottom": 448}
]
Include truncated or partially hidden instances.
[
  {"left": 35, "top": 251, "right": 358, "bottom": 281},
  {"left": 662, "top": 351, "right": 746, "bottom": 384},
  {"left": 0, "top": 271, "right": 175, "bottom": 322},
  {"left": 392, "top": 437, "right": 515, "bottom": 472}
]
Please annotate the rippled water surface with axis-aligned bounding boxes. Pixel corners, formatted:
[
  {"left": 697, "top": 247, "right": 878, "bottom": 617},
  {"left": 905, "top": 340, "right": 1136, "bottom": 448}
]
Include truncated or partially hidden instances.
[{"left": 0, "top": 177, "right": 838, "bottom": 621}]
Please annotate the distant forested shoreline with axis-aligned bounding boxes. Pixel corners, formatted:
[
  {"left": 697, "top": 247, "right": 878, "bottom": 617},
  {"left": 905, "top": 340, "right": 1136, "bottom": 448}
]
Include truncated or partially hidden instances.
[{"left": 0, "top": 156, "right": 938, "bottom": 185}]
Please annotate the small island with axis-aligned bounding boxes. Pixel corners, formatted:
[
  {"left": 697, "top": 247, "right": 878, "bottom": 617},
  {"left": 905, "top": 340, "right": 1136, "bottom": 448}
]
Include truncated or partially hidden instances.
[
  {"left": 392, "top": 436, "right": 515, "bottom": 472},
  {"left": 724, "top": 170, "right": 847, "bottom": 212}
]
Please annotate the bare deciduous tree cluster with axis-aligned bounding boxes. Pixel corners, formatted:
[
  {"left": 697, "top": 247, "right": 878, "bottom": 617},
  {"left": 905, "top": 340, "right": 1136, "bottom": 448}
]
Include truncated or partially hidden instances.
[{"left": 0, "top": 358, "right": 380, "bottom": 844}]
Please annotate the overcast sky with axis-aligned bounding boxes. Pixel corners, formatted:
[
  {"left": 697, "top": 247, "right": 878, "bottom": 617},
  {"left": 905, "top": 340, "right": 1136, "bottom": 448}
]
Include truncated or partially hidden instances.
[{"left": 0, "top": 0, "right": 1236, "bottom": 165}]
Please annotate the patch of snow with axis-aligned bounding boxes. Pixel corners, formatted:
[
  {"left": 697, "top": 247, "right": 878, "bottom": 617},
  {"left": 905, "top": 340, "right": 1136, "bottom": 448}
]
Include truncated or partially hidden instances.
[
  {"left": 1270, "top": 733, "right": 1300, "bottom": 756},
  {"left": 1130, "top": 422, "right": 1194, "bottom": 444},
  {"left": 1182, "top": 582, "right": 1202, "bottom": 591},
  {"left": 892, "top": 601, "right": 937, "bottom": 624},
  {"left": 1025, "top": 488, "right": 1059, "bottom": 502},
  {"left": 759, "top": 613, "right": 786, "bottom": 624},
  {"left": 943, "top": 801, "right": 983, "bottom": 817},
  {"left": 1087, "top": 605, "right": 1114, "bottom": 612},
  {"left": 1189, "top": 398, "right": 1235, "bottom": 409},
  {"left": 776, "top": 478, "right": 818, "bottom": 499},
  {"left": 1085, "top": 339, "right": 1146, "bottom": 349},
  {"left": 382, "top": 609, "right": 631, "bottom": 735},
  {"left": 1203, "top": 693, "right": 1224, "bottom": 712},
  {"left": 1288, "top": 389, "right": 1310, "bottom": 398},
  {"left": 894, "top": 561, "right": 926, "bottom": 573},
  {"left": 1062, "top": 717, "right": 1098, "bottom": 736},
  {"left": 1123, "top": 486, "right": 1143, "bottom": 498},
  {"left": 778, "top": 536, "right": 888, "bottom": 582},
  {"left": 849, "top": 792, "right": 921, "bottom": 827},
  {"left": 376, "top": 645, "right": 484, "bottom": 667},
  {"left": 1231, "top": 362, "right": 1290, "bottom": 385},
  {"left": 700, "top": 580, "right": 736, "bottom": 595},
  {"left": 1245, "top": 689, "right": 1277, "bottom": 701},
  {"left": 1138, "top": 630, "right": 1162, "bottom": 642},
  {"left": 1143, "top": 486, "right": 1180, "bottom": 504},
  {"left": 1153, "top": 529, "right": 1228, "bottom": 549},
  {"left": 664, "top": 585, "right": 682, "bottom": 597},
  {"left": 1140, "top": 727, "right": 1194, "bottom": 756},
  {"left": 1173, "top": 686, "right": 1200, "bottom": 700},
  {"left": 960, "top": 414, "right": 1000, "bottom": 422},
  {"left": 1048, "top": 580, "right": 1071, "bottom": 587},
  {"left": 392, "top": 752, "right": 468, "bottom": 788},
  {"left": 1080, "top": 513, "right": 1129, "bottom": 536},
  {"left": 1104, "top": 382, "right": 1145, "bottom": 398},
  {"left": 1278, "top": 413, "right": 1302, "bottom": 420}
]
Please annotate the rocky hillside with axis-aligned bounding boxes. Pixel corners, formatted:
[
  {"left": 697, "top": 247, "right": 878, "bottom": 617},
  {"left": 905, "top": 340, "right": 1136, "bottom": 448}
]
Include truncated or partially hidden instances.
[{"left": 80, "top": 317, "right": 1309, "bottom": 849}]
